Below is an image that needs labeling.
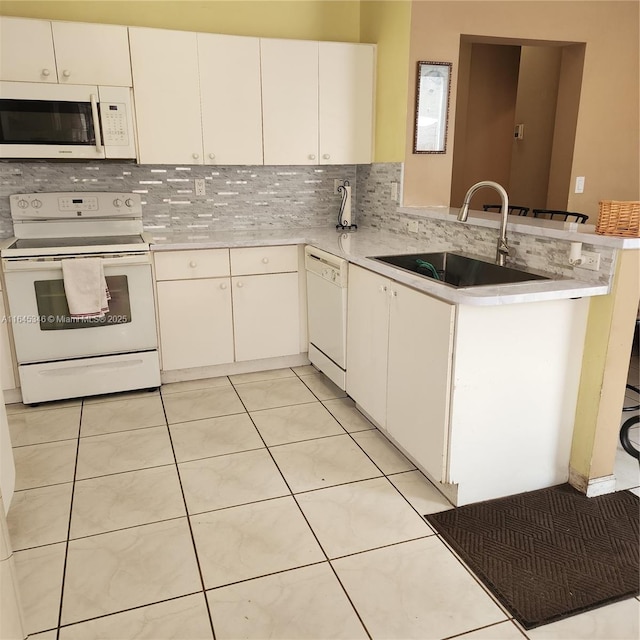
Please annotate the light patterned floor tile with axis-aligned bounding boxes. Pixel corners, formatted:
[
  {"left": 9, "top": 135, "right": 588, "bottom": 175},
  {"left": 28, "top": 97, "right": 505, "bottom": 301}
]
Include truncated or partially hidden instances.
[
  {"left": 250, "top": 402, "right": 345, "bottom": 446},
  {"left": 169, "top": 413, "right": 263, "bottom": 462},
  {"left": 388, "top": 470, "right": 454, "bottom": 515},
  {"left": 351, "top": 428, "right": 416, "bottom": 474},
  {"left": 298, "top": 373, "right": 348, "bottom": 400},
  {"left": 163, "top": 386, "right": 244, "bottom": 424},
  {"left": 161, "top": 376, "right": 231, "bottom": 395},
  {"left": 455, "top": 621, "right": 528, "bottom": 639},
  {"left": 5, "top": 398, "right": 81, "bottom": 415},
  {"left": 292, "top": 364, "right": 319, "bottom": 376},
  {"left": 269, "top": 434, "right": 382, "bottom": 493},
  {"left": 322, "top": 398, "right": 375, "bottom": 432},
  {"left": 81, "top": 395, "right": 166, "bottom": 437},
  {"left": 75, "top": 426, "right": 174, "bottom": 480},
  {"left": 228, "top": 368, "right": 295, "bottom": 384},
  {"left": 83, "top": 388, "right": 161, "bottom": 405},
  {"left": 13, "top": 440, "right": 77, "bottom": 490},
  {"left": 297, "top": 477, "right": 432, "bottom": 558},
  {"left": 58, "top": 593, "right": 213, "bottom": 640},
  {"left": 14, "top": 542, "right": 66, "bottom": 636},
  {"left": 207, "top": 563, "right": 368, "bottom": 640},
  {"left": 233, "top": 377, "right": 316, "bottom": 411},
  {"left": 8, "top": 483, "right": 73, "bottom": 550},
  {"left": 8, "top": 406, "right": 81, "bottom": 447},
  {"left": 70, "top": 466, "right": 185, "bottom": 538},
  {"left": 179, "top": 448, "right": 289, "bottom": 514},
  {"left": 526, "top": 597, "right": 639, "bottom": 640},
  {"left": 332, "top": 537, "right": 507, "bottom": 640},
  {"left": 191, "top": 496, "right": 325, "bottom": 589},
  {"left": 61, "top": 519, "right": 201, "bottom": 625}
]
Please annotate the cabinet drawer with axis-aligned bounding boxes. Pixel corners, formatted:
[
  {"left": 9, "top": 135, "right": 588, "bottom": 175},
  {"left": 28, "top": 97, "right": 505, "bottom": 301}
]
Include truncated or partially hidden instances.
[
  {"left": 154, "top": 249, "right": 230, "bottom": 280},
  {"left": 230, "top": 245, "right": 298, "bottom": 275}
]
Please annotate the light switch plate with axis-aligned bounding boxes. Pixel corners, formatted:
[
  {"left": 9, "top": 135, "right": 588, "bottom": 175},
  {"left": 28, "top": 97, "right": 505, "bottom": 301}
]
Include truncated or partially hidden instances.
[{"left": 575, "top": 176, "right": 585, "bottom": 193}]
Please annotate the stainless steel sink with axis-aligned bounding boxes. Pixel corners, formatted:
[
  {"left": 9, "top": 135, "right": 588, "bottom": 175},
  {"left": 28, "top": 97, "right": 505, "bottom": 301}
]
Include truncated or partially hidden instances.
[{"left": 370, "top": 252, "right": 549, "bottom": 288}]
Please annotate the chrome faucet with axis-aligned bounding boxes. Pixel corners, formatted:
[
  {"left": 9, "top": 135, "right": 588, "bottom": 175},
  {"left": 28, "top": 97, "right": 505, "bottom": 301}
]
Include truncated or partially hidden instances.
[{"left": 457, "top": 180, "right": 510, "bottom": 266}]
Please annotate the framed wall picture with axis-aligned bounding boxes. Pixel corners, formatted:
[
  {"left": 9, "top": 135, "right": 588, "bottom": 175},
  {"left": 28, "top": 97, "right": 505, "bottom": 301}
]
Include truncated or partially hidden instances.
[{"left": 413, "top": 61, "right": 452, "bottom": 154}]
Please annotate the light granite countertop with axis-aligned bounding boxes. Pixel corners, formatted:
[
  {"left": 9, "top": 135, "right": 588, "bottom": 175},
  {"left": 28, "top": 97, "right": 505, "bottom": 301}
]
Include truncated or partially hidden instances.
[{"left": 149, "top": 221, "right": 612, "bottom": 306}]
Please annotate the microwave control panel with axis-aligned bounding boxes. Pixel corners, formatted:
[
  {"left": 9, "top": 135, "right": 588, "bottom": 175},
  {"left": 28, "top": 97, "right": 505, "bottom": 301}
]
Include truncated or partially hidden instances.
[{"left": 100, "top": 103, "right": 129, "bottom": 146}]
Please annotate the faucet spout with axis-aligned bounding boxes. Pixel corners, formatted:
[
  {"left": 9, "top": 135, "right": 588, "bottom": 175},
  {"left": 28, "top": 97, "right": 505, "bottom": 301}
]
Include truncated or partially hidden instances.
[{"left": 457, "top": 180, "right": 510, "bottom": 266}]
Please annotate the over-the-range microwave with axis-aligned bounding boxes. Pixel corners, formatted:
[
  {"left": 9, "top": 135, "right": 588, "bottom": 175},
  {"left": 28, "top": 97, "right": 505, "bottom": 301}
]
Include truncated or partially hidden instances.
[{"left": 0, "top": 81, "right": 136, "bottom": 160}]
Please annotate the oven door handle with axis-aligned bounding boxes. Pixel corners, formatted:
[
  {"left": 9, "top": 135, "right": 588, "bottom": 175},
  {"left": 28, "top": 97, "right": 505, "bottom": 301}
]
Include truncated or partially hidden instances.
[
  {"left": 2, "top": 253, "right": 151, "bottom": 272},
  {"left": 90, "top": 93, "right": 104, "bottom": 154}
]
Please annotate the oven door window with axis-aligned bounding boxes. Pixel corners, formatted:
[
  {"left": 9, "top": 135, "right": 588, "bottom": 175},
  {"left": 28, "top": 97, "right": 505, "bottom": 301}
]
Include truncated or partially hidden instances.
[
  {"left": 34, "top": 275, "right": 131, "bottom": 330},
  {"left": 0, "top": 98, "right": 96, "bottom": 145}
]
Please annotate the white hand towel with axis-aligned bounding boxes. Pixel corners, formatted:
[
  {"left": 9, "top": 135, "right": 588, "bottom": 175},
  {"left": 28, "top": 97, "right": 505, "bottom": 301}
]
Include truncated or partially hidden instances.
[{"left": 61, "top": 258, "right": 110, "bottom": 319}]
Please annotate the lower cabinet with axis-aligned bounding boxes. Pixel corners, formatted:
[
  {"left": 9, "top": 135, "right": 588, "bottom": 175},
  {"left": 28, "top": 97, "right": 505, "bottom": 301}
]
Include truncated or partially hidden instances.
[
  {"left": 346, "top": 264, "right": 455, "bottom": 481},
  {"left": 154, "top": 245, "right": 301, "bottom": 371},
  {"left": 0, "top": 288, "right": 16, "bottom": 392}
]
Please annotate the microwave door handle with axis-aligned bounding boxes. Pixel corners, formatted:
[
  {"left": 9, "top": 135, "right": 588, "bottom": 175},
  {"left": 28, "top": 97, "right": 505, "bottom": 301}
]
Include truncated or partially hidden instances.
[{"left": 90, "top": 94, "right": 104, "bottom": 154}]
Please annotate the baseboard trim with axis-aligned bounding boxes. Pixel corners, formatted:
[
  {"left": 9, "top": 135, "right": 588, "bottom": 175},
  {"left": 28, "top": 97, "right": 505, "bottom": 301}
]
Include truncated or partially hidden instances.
[{"left": 569, "top": 467, "right": 616, "bottom": 497}]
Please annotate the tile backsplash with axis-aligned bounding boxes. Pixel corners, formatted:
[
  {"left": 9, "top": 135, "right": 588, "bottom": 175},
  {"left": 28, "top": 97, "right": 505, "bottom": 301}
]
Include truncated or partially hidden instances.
[{"left": 0, "top": 162, "right": 358, "bottom": 240}]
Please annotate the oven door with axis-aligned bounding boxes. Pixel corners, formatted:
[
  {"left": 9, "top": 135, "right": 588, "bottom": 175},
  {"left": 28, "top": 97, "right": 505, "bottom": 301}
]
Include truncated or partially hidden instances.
[{"left": 2, "top": 253, "right": 157, "bottom": 364}]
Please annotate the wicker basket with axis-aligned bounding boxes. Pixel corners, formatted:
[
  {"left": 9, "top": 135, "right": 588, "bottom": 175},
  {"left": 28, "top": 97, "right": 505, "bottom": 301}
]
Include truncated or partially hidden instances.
[{"left": 596, "top": 200, "right": 640, "bottom": 237}]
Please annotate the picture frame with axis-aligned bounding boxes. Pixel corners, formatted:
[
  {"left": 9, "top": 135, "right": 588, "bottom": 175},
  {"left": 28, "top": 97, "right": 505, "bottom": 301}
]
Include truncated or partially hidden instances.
[{"left": 413, "top": 61, "right": 452, "bottom": 154}]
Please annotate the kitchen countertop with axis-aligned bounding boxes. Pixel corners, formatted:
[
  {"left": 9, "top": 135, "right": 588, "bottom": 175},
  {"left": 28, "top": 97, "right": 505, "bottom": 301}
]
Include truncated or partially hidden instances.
[{"left": 149, "top": 221, "right": 612, "bottom": 306}]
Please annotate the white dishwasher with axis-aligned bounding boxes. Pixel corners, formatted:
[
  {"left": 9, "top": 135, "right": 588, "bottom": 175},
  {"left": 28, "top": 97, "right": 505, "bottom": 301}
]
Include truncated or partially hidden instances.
[{"left": 304, "top": 246, "right": 349, "bottom": 390}]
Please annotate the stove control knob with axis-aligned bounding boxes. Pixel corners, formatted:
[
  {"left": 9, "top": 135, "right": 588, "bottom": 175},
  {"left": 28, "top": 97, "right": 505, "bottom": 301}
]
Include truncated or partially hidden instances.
[
  {"left": 113, "top": 198, "right": 123, "bottom": 207},
  {"left": 32, "top": 199, "right": 42, "bottom": 209},
  {"left": 124, "top": 198, "right": 134, "bottom": 207},
  {"left": 17, "top": 199, "right": 29, "bottom": 209}
]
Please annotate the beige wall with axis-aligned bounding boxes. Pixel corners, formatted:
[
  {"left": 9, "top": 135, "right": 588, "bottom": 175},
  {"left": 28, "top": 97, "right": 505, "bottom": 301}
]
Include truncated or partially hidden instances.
[{"left": 405, "top": 1, "right": 640, "bottom": 217}]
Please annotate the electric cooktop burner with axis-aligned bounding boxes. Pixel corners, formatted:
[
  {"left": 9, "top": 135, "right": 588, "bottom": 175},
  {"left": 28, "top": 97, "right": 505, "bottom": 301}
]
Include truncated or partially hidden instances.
[{"left": 8, "top": 235, "right": 146, "bottom": 250}]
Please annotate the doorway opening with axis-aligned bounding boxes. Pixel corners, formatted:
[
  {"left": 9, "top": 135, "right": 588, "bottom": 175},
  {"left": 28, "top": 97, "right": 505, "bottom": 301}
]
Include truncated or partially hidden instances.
[{"left": 450, "top": 36, "right": 586, "bottom": 213}]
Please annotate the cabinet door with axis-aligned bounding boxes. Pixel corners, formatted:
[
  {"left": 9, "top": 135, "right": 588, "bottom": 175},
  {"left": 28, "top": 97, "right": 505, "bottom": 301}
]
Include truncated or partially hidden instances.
[
  {"left": 386, "top": 283, "right": 454, "bottom": 481},
  {"left": 0, "top": 295, "right": 16, "bottom": 391},
  {"left": 345, "top": 265, "right": 390, "bottom": 428},
  {"left": 319, "top": 42, "right": 375, "bottom": 165},
  {"left": 0, "top": 17, "right": 57, "bottom": 83},
  {"left": 52, "top": 22, "right": 132, "bottom": 86},
  {"left": 129, "top": 27, "right": 204, "bottom": 164},
  {"left": 157, "top": 278, "right": 234, "bottom": 371},
  {"left": 198, "top": 33, "right": 263, "bottom": 165},
  {"left": 232, "top": 273, "right": 300, "bottom": 361},
  {"left": 261, "top": 38, "right": 319, "bottom": 165}
]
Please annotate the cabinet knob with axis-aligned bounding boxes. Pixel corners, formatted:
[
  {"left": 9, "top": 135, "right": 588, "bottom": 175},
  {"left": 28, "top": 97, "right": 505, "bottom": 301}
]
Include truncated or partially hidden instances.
[
  {"left": 189, "top": 261, "right": 197, "bottom": 268},
  {"left": 379, "top": 285, "right": 387, "bottom": 293},
  {"left": 323, "top": 154, "right": 330, "bottom": 160},
  {"left": 220, "top": 282, "right": 227, "bottom": 290},
  {"left": 62, "top": 69, "right": 71, "bottom": 78},
  {"left": 261, "top": 257, "right": 269, "bottom": 264},
  {"left": 237, "top": 281, "right": 244, "bottom": 288},
  {"left": 308, "top": 154, "right": 316, "bottom": 160},
  {"left": 192, "top": 153, "right": 200, "bottom": 160},
  {"left": 41, "top": 68, "right": 51, "bottom": 77},
  {"left": 391, "top": 290, "right": 398, "bottom": 297},
  {"left": 208, "top": 153, "right": 215, "bottom": 160}
]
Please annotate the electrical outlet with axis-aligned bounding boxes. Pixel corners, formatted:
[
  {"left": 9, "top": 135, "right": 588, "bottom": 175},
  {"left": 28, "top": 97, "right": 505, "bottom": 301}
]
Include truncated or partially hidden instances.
[
  {"left": 391, "top": 182, "right": 399, "bottom": 202},
  {"left": 195, "top": 179, "right": 206, "bottom": 196},
  {"left": 577, "top": 250, "right": 600, "bottom": 271}
]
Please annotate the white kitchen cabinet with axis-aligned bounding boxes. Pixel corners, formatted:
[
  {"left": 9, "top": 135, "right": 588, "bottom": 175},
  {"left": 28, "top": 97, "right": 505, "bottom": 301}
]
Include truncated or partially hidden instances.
[
  {"left": 319, "top": 42, "right": 375, "bottom": 165},
  {"left": 129, "top": 27, "right": 204, "bottom": 165},
  {"left": 261, "top": 38, "right": 375, "bottom": 166},
  {"left": 261, "top": 38, "right": 319, "bottom": 166},
  {"left": 230, "top": 246, "right": 300, "bottom": 362},
  {"left": 0, "top": 291, "right": 16, "bottom": 392},
  {"left": 0, "top": 16, "right": 131, "bottom": 85},
  {"left": 154, "top": 249, "right": 233, "bottom": 371},
  {"left": 198, "top": 33, "right": 263, "bottom": 165},
  {"left": 346, "top": 264, "right": 454, "bottom": 480}
]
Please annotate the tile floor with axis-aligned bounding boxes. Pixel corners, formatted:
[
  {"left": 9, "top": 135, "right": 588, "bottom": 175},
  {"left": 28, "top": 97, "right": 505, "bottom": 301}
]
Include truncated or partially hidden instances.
[{"left": 6, "top": 365, "right": 640, "bottom": 640}]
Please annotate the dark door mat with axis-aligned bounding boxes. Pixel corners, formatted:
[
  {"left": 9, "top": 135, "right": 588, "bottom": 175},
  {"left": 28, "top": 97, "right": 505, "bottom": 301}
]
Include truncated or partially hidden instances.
[{"left": 425, "top": 484, "right": 639, "bottom": 630}]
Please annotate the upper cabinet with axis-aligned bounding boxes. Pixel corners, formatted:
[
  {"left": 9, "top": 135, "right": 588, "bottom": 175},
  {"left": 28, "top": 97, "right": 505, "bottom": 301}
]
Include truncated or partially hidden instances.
[
  {"left": 198, "top": 33, "right": 263, "bottom": 165},
  {"left": 261, "top": 39, "right": 319, "bottom": 165},
  {"left": 319, "top": 42, "right": 375, "bottom": 165},
  {"left": 0, "top": 17, "right": 131, "bottom": 86},
  {"left": 129, "top": 28, "right": 264, "bottom": 165},
  {"left": 261, "top": 38, "right": 375, "bottom": 165},
  {"left": 129, "top": 27, "right": 204, "bottom": 165}
]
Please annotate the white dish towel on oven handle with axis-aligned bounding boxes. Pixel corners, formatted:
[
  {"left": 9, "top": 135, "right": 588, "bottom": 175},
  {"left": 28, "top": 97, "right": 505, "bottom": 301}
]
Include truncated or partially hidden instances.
[{"left": 61, "top": 258, "right": 111, "bottom": 319}]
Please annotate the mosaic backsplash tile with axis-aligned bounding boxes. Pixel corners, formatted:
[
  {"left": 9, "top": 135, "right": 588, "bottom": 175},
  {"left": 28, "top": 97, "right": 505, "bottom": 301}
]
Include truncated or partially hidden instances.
[{"left": 0, "top": 162, "right": 357, "bottom": 239}]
